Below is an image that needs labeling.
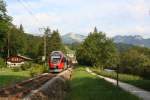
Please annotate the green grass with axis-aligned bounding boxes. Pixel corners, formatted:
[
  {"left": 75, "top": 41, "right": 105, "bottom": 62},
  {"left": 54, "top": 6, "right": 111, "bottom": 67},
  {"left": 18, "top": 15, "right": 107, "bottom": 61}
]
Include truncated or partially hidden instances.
[
  {"left": 0, "top": 68, "right": 30, "bottom": 88},
  {"left": 91, "top": 67, "right": 150, "bottom": 91},
  {"left": 65, "top": 67, "right": 139, "bottom": 100}
]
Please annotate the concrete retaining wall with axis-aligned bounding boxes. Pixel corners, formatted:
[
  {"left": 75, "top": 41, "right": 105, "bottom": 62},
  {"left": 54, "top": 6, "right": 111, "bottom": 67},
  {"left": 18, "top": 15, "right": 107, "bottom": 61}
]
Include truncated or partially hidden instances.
[{"left": 24, "top": 68, "right": 72, "bottom": 100}]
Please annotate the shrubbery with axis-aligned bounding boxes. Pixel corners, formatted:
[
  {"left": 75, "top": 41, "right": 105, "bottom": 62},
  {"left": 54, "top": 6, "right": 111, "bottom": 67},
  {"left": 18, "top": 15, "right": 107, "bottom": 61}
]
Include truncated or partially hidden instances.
[
  {"left": 12, "top": 62, "right": 32, "bottom": 72},
  {"left": 119, "top": 47, "right": 150, "bottom": 79},
  {"left": 29, "top": 64, "right": 48, "bottom": 77},
  {"left": 10, "top": 62, "right": 49, "bottom": 77},
  {"left": 0, "top": 58, "right": 6, "bottom": 70},
  {"left": 21, "top": 62, "right": 32, "bottom": 70}
]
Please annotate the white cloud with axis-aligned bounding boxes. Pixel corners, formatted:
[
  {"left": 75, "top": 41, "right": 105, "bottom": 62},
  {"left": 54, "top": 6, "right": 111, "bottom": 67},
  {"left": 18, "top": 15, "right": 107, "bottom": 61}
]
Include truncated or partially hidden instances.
[{"left": 6, "top": 0, "right": 150, "bottom": 38}]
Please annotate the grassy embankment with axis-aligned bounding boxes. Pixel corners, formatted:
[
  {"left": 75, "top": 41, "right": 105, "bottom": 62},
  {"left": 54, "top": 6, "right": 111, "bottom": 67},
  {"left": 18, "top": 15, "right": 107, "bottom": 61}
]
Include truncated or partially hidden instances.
[
  {"left": 65, "top": 66, "right": 139, "bottom": 100},
  {"left": 0, "top": 68, "right": 30, "bottom": 88},
  {"left": 91, "top": 67, "right": 150, "bottom": 91}
]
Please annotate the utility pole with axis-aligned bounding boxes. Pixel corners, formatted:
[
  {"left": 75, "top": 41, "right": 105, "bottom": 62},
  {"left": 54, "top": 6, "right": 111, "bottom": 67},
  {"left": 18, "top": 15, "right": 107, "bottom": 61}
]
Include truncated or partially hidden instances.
[
  {"left": 39, "top": 27, "right": 51, "bottom": 67},
  {"left": 39, "top": 28, "right": 46, "bottom": 62},
  {"left": 7, "top": 30, "right": 10, "bottom": 58},
  {"left": 7, "top": 26, "right": 12, "bottom": 58},
  {"left": 44, "top": 30, "right": 47, "bottom": 66}
]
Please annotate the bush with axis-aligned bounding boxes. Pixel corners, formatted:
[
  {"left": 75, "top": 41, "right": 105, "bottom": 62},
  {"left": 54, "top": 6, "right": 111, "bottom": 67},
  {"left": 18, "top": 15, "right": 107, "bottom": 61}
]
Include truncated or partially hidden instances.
[
  {"left": 12, "top": 67, "right": 21, "bottom": 72},
  {"left": 29, "top": 64, "right": 48, "bottom": 77},
  {"left": 20, "top": 62, "right": 32, "bottom": 70},
  {"left": 119, "top": 47, "right": 150, "bottom": 79},
  {"left": 0, "top": 58, "right": 6, "bottom": 69},
  {"left": 92, "top": 67, "right": 141, "bottom": 82}
]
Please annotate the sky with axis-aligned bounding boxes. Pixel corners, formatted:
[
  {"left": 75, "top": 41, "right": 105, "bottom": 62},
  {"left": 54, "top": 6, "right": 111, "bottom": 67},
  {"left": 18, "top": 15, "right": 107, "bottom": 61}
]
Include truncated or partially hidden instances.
[{"left": 6, "top": 0, "right": 150, "bottom": 38}]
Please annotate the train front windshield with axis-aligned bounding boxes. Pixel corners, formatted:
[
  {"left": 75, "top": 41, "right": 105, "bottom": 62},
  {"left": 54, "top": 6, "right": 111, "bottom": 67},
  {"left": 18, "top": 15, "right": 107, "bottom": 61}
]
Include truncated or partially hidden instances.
[{"left": 51, "top": 55, "right": 61, "bottom": 64}]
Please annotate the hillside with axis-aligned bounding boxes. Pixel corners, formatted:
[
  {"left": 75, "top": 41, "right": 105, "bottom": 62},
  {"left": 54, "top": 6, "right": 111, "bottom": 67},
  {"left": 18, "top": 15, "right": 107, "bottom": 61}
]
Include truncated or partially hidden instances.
[
  {"left": 61, "top": 33, "right": 150, "bottom": 48},
  {"left": 113, "top": 35, "right": 150, "bottom": 48},
  {"left": 61, "top": 33, "right": 86, "bottom": 44}
]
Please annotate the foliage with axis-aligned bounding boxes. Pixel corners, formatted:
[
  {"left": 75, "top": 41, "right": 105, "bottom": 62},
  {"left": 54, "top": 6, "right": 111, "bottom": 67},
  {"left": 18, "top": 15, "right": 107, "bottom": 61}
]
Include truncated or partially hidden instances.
[
  {"left": 29, "top": 64, "right": 48, "bottom": 77},
  {"left": 0, "top": 0, "right": 12, "bottom": 57},
  {"left": 47, "top": 29, "right": 66, "bottom": 54},
  {"left": 0, "top": 57, "right": 6, "bottom": 69},
  {"left": 20, "top": 62, "right": 32, "bottom": 70},
  {"left": 119, "top": 47, "right": 150, "bottom": 79},
  {"left": 0, "top": 0, "right": 67, "bottom": 64},
  {"left": 0, "top": 23, "right": 43, "bottom": 59},
  {"left": 92, "top": 67, "right": 141, "bottom": 81},
  {"left": 19, "top": 24, "right": 24, "bottom": 33},
  {"left": 11, "top": 62, "right": 41, "bottom": 72},
  {"left": 66, "top": 42, "right": 80, "bottom": 51},
  {"left": 0, "top": 1, "right": 66, "bottom": 61},
  {"left": 12, "top": 67, "right": 22, "bottom": 72},
  {"left": 25, "top": 34, "right": 43, "bottom": 59},
  {"left": 92, "top": 67, "right": 150, "bottom": 91},
  {"left": 36, "top": 28, "right": 66, "bottom": 61},
  {"left": 115, "top": 43, "right": 135, "bottom": 53},
  {"left": 76, "top": 27, "right": 118, "bottom": 69},
  {"left": 9, "top": 26, "right": 27, "bottom": 55},
  {"left": 0, "top": 0, "right": 12, "bottom": 21}
]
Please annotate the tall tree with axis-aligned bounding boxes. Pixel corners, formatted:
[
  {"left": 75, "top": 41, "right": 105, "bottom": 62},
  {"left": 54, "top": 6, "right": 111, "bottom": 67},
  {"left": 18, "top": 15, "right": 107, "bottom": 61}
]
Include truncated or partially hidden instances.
[
  {"left": 47, "top": 29, "right": 65, "bottom": 55},
  {"left": 0, "top": 0, "right": 12, "bottom": 58},
  {"left": 94, "top": 26, "right": 98, "bottom": 33},
  {"left": 0, "top": 0, "right": 11, "bottom": 21},
  {"left": 19, "top": 24, "right": 24, "bottom": 33},
  {"left": 76, "top": 28, "right": 118, "bottom": 68},
  {"left": 9, "top": 26, "right": 27, "bottom": 55}
]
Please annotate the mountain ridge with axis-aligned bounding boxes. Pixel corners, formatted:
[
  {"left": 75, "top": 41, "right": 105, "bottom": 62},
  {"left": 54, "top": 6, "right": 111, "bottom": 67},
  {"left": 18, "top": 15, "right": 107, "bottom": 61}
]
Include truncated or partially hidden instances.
[
  {"left": 61, "top": 33, "right": 86, "bottom": 44},
  {"left": 61, "top": 33, "right": 150, "bottom": 48},
  {"left": 113, "top": 35, "right": 150, "bottom": 48}
]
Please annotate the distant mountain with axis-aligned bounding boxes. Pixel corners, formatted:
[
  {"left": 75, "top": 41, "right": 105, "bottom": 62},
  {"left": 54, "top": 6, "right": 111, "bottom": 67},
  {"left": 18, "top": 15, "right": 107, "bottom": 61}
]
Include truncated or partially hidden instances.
[
  {"left": 61, "top": 33, "right": 86, "bottom": 44},
  {"left": 113, "top": 35, "right": 150, "bottom": 48},
  {"left": 115, "top": 43, "right": 135, "bottom": 52},
  {"left": 61, "top": 33, "right": 150, "bottom": 48}
]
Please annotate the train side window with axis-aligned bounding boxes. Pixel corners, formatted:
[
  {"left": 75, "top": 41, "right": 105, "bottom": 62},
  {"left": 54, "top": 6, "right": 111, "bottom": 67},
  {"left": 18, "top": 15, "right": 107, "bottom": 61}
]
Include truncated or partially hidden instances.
[{"left": 62, "top": 58, "right": 66, "bottom": 62}]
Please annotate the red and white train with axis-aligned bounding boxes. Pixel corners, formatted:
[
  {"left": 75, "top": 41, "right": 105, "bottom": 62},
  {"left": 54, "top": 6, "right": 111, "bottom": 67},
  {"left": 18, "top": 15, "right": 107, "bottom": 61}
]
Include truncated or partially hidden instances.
[{"left": 48, "top": 51, "right": 72, "bottom": 72}]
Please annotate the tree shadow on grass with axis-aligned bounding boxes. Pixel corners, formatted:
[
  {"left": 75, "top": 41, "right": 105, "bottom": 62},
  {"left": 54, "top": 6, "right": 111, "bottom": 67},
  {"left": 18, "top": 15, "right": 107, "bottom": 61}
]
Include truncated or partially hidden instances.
[
  {"left": 66, "top": 77, "right": 139, "bottom": 100},
  {"left": 125, "top": 79, "right": 150, "bottom": 91},
  {"left": 0, "top": 75, "right": 29, "bottom": 88}
]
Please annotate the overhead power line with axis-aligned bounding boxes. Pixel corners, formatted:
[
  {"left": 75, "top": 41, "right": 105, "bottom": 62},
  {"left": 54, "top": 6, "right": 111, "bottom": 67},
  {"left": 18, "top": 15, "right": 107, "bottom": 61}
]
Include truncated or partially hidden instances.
[{"left": 16, "top": 0, "right": 44, "bottom": 27}]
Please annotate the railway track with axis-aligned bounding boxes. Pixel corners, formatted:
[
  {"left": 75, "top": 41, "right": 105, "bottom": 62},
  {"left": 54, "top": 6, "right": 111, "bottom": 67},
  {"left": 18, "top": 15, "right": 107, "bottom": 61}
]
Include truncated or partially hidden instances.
[{"left": 0, "top": 73, "right": 56, "bottom": 99}]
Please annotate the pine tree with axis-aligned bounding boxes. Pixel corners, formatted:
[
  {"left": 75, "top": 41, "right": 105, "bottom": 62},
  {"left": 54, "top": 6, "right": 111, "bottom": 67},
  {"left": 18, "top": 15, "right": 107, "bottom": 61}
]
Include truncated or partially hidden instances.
[
  {"left": 0, "top": 0, "right": 12, "bottom": 58},
  {"left": 19, "top": 24, "right": 24, "bottom": 33},
  {"left": 0, "top": 0, "right": 11, "bottom": 21},
  {"left": 9, "top": 26, "right": 27, "bottom": 55},
  {"left": 47, "top": 29, "right": 65, "bottom": 55},
  {"left": 94, "top": 26, "right": 98, "bottom": 33}
]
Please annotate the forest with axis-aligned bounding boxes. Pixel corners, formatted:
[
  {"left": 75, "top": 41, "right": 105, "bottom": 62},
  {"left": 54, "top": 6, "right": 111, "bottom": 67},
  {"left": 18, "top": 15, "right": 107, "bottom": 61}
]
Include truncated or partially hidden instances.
[{"left": 0, "top": 0, "right": 65, "bottom": 59}]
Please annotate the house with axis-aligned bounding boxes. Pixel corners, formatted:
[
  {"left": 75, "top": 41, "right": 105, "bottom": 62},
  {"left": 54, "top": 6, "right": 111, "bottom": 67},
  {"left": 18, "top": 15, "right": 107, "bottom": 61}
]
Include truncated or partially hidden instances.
[
  {"left": 7, "top": 55, "right": 32, "bottom": 68},
  {"left": 66, "top": 52, "right": 77, "bottom": 64}
]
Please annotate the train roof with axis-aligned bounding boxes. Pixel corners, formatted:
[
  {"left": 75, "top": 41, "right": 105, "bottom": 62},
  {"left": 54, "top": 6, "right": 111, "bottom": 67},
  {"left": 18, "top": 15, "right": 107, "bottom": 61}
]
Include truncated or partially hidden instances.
[{"left": 51, "top": 51, "right": 64, "bottom": 55}]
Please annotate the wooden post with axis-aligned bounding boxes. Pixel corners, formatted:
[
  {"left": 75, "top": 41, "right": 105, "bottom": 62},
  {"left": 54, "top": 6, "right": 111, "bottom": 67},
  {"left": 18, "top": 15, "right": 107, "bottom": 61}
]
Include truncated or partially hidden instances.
[{"left": 116, "top": 65, "right": 119, "bottom": 86}]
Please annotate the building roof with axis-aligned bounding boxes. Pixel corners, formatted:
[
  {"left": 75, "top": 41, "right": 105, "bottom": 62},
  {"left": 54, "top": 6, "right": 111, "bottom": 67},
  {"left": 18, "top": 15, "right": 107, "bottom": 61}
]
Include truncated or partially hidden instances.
[{"left": 7, "top": 55, "right": 32, "bottom": 63}]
